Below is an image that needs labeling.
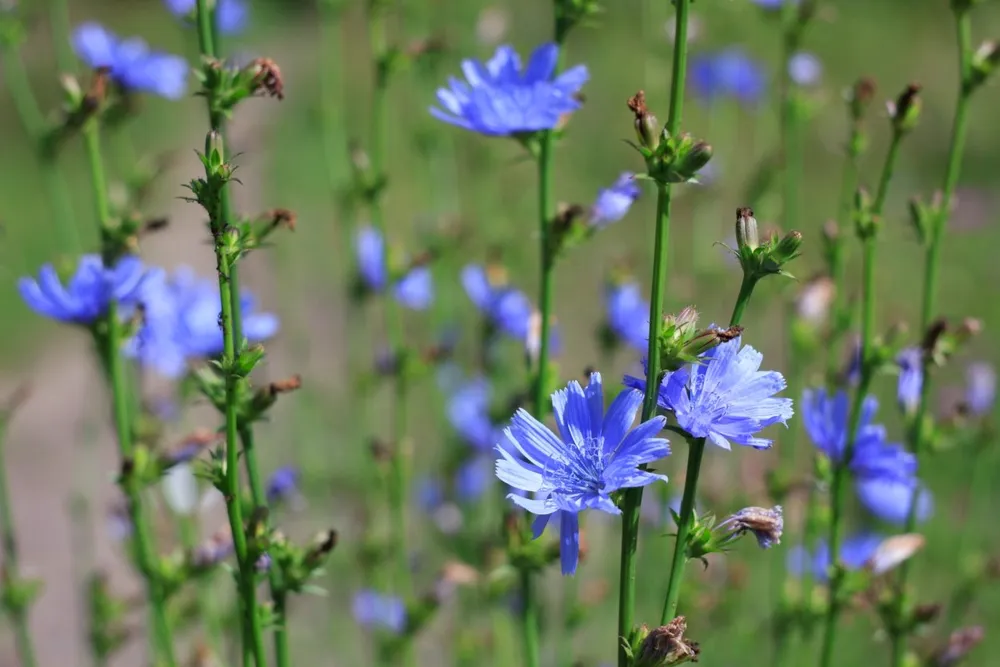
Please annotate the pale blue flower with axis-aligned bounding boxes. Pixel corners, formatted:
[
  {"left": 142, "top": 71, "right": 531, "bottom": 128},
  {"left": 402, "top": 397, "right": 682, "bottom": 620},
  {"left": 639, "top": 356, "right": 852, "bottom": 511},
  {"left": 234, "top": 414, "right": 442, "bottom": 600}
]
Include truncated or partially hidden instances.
[
  {"left": 690, "top": 49, "right": 767, "bottom": 105},
  {"left": 431, "top": 43, "right": 589, "bottom": 136},
  {"left": 355, "top": 226, "right": 433, "bottom": 310},
  {"left": 495, "top": 372, "right": 669, "bottom": 574},
  {"left": 126, "top": 267, "right": 278, "bottom": 377},
  {"left": 625, "top": 335, "right": 793, "bottom": 450},
  {"left": 965, "top": 362, "right": 996, "bottom": 416},
  {"left": 448, "top": 377, "right": 502, "bottom": 452},
  {"left": 896, "top": 347, "right": 923, "bottom": 413},
  {"left": 164, "top": 0, "right": 247, "bottom": 34},
  {"left": 19, "top": 254, "right": 149, "bottom": 325},
  {"left": 266, "top": 466, "right": 299, "bottom": 505},
  {"left": 604, "top": 282, "right": 649, "bottom": 352},
  {"left": 73, "top": 22, "right": 188, "bottom": 99},
  {"left": 455, "top": 456, "right": 492, "bottom": 502},
  {"left": 352, "top": 590, "right": 406, "bottom": 634},
  {"left": 462, "top": 264, "right": 533, "bottom": 340},
  {"left": 788, "top": 51, "right": 822, "bottom": 86},
  {"left": 590, "top": 172, "right": 641, "bottom": 228},
  {"left": 855, "top": 477, "right": 933, "bottom": 525},
  {"left": 801, "top": 389, "right": 915, "bottom": 481}
]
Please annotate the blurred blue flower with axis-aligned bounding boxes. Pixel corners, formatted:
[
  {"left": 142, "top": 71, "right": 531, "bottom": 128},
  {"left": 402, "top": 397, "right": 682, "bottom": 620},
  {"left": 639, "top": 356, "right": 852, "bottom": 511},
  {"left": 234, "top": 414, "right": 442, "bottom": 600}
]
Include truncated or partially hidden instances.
[
  {"left": 604, "top": 281, "right": 649, "bottom": 352},
  {"left": 431, "top": 43, "right": 588, "bottom": 136},
  {"left": 416, "top": 476, "right": 445, "bottom": 512},
  {"left": 801, "top": 389, "right": 915, "bottom": 481},
  {"left": 462, "top": 264, "right": 533, "bottom": 340},
  {"left": 126, "top": 267, "right": 278, "bottom": 378},
  {"left": 72, "top": 22, "right": 188, "bottom": 99},
  {"left": 788, "top": 51, "right": 822, "bottom": 87},
  {"left": 355, "top": 226, "right": 433, "bottom": 310},
  {"left": 266, "top": 466, "right": 300, "bottom": 505},
  {"left": 625, "top": 334, "right": 793, "bottom": 450},
  {"left": 590, "top": 172, "right": 641, "bottom": 228},
  {"left": 689, "top": 49, "right": 767, "bottom": 105},
  {"left": 455, "top": 456, "right": 492, "bottom": 502},
  {"left": 495, "top": 372, "right": 669, "bottom": 574},
  {"left": 751, "top": 0, "right": 792, "bottom": 8},
  {"left": 352, "top": 590, "right": 406, "bottom": 634},
  {"left": 19, "top": 254, "right": 149, "bottom": 325},
  {"left": 855, "top": 477, "right": 933, "bottom": 525},
  {"left": 788, "top": 533, "right": 882, "bottom": 582},
  {"left": 448, "top": 377, "right": 501, "bottom": 452},
  {"left": 964, "top": 362, "right": 996, "bottom": 416},
  {"left": 164, "top": 0, "right": 248, "bottom": 34},
  {"left": 896, "top": 347, "right": 923, "bottom": 413}
]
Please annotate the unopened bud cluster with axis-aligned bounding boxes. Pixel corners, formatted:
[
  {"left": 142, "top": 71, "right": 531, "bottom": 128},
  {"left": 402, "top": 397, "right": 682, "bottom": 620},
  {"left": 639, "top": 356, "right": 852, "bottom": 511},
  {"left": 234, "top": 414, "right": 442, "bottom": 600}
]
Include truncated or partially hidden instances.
[
  {"left": 728, "top": 207, "right": 803, "bottom": 282},
  {"left": 655, "top": 307, "right": 740, "bottom": 374},
  {"left": 627, "top": 91, "right": 712, "bottom": 185}
]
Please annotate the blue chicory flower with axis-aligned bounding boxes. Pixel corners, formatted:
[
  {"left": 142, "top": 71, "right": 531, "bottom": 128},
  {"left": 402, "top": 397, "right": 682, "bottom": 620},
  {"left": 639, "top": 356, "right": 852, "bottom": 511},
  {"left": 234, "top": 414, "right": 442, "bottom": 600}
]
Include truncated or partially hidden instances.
[
  {"left": 788, "top": 51, "right": 822, "bottom": 87},
  {"left": 19, "top": 254, "right": 149, "bottom": 325},
  {"left": 625, "top": 334, "right": 794, "bottom": 450},
  {"left": 72, "top": 22, "right": 188, "bottom": 99},
  {"left": 266, "top": 466, "right": 300, "bottom": 505},
  {"left": 896, "top": 347, "right": 923, "bottom": 413},
  {"left": 787, "top": 533, "right": 882, "bottom": 583},
  {"left": 352, "top": 590, "right": 406, "bottom": 634},
  {"left": 495, "top": 372, "right": 670, "bottom": 574},
  {"left": 855, "top": 477, "right": 933, "bottom": 525},
  {"left": 455, "top": 456, "right": 493, "bottom": 502},
  {"left": 164, "top": 0, "right": 248, "bottom": 34},
  {"left": 590, "top": 172, "right": 641, "bottom": 228},
  {"left": 801, "top": 389, "right": 916, "bottom": 481},
  {"left": 354, "top": 226, "right": 433, "bottom": 310},
  {"left": 447, "top": 377, "right": 502, "bottom": 452},
  {"left": 604, "top": 281, "right": 649, "bottom": 352},
  {"left": 964, "top": 362, "right": 996, "bottom": 416},
  {"left": 689, "top": 48, "right": 767, "bottom": 105},
  {"left": 431, "top": 42, "right": 589, "bottom": 136},
  {"left": 462, "top": 264, "right": 533, "bottom": 340},
  {"left": 126, "top": 267, "right": 278, "bottom": 378}
]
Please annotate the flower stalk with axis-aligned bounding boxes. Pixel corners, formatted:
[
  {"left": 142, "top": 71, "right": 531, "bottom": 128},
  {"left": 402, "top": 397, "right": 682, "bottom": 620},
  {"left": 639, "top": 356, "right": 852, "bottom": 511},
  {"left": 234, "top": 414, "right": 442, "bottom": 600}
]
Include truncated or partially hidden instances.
[
  {"left": 890, "top": 8, "right": 977, "bottom": 666},
  {"left": 82, "top": 117, "right": 177, "bottom": 667},
  {"left": 818, "top": 94, "right": 910, "bottom": 667}
]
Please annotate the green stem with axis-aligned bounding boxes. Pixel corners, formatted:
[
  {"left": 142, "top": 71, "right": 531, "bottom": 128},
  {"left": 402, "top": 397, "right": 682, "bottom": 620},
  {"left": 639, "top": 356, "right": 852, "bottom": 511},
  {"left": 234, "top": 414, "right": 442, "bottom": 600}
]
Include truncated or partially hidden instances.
[
  {"left": 890, "top": 11, "right": 974, "bottom": 667},
  {"left": 818, "top": 126, "right": 904, "bottom": 667},
  {"left": 83, "top": 119, "right": 177, "bottom": 666},
  {"left": 0, "top": 405, "right": 38, "bottom": 667},
  {"left": 659, "top": 437, "right": 706, "bottom": 624},
  {"left": 617, "top": 3, "right": 691, "bottom": 663},
  {"left": 729, "top": 275, "right": 758, "bottom": 329},
  {"left": 239, "top": 426, "right": 291, "bottom": 667},
  {"left": 48, "top": 0, "right": 76, "bottom": 75}
]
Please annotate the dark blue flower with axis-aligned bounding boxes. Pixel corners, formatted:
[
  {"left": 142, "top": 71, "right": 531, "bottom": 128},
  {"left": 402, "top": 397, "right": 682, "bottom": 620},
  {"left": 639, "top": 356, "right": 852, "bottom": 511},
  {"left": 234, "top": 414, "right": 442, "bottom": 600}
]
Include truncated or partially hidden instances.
[
  {"left": 354, "top": 226, "right": 433, "bottom": 310},
  {"left": 448, "top": 377, "right": 502, "bottom": 452},
  {"left": 495, "top": 372, "right": 669, "bottom": 574},
  {"left": 689, "top": 49, "right": 767, "bottom": 105},
  {"left": 72, "top": 23, "right": 188, "bottom": 99},
  {"left": 352, "top": 590, "right": 406, "bottom": 634},
  {"left": 787, "top": 533, "right": 882, "bottom": 583},
  {"left": 605, "top": 281, "right": 649, "bottom": 352},
  {"left": 19, "top": 254, "right": 149, "bottom": 325},
  {"left": 855, "top": 477, "right": 933, "bottom": 525},
  {"left": 590, "top": 172, "right": 641, "bottom": 228},
  {"left": 431, "top": 43, "right": 588, "bottom": 136},
  {"left": 964, "top": 362, "right": 996, "bottom": 416},
  {"left": 625, "top": 334, "right": 793, "bottom": 450},
  {"left": 896, "top": 347, "right": 923, "bottom": 413},
  {"left": 801, "top": 389, "right": 915, "bottom": 481},
  {"left": 164, "top": 0, "right": 247, "bottom": 35},
  {"left": 266, "top": 466, "right": 300, "bottom": 505},
  {"left": 125, "top": 267, "right": 278, "bottom": 378}
]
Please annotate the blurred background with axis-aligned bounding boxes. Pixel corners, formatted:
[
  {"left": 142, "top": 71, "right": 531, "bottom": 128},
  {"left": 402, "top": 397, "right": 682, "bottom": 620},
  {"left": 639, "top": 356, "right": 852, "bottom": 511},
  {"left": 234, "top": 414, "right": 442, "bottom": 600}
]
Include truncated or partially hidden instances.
[{"left": 3, "top": 0, "right": 1000, "bottom": 665}]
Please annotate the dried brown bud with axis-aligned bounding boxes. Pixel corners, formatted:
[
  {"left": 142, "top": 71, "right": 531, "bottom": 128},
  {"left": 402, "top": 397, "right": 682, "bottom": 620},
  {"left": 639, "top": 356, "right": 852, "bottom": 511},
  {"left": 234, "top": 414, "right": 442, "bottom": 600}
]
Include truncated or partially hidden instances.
[
  {"left": 628, "top": 90, "right": 660, "bottom": 149},
  {"left": 269, "top": 375, "right": 302, "bottom": 395},
  {"left": 934, "top": 626, "right": 984, "bottom": 666},
  {"left": 250, "top": 58, "right": 284, "bottom": 100},
  {"left": 850, "top": 76, "right": 877, "bottom": 121},
  {"left": 268, "top": 208, "right": 296, "bottom": 231},
  {"left": 369, "top": 437, "right": 392, "bottom": 463},
  {"left": 922, "top": 318, "right": 948, "bottom": 354},
  {"left": 84, "top": 66, "right": 111, "bottom": 110},
  {"left": 636, "top": 616, "right": 700, "bottom": 667}
]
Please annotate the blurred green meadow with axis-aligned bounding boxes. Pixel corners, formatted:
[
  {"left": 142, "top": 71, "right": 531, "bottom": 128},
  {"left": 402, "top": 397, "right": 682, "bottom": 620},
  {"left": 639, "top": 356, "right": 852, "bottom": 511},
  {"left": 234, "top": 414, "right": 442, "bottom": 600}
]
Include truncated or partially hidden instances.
[{"left": 4, "top": 0, "right": 1000, "bottom": 665}]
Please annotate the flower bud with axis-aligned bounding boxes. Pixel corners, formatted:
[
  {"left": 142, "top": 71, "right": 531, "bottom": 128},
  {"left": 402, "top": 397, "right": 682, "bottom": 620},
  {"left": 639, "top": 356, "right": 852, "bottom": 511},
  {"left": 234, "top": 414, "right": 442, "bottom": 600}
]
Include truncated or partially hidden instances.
[
  {"left": 889, "top": 83, "right": 922, "bottom": 135},
  {"left": 677, "top": 141, "right": 713, "bottom": 179},
  {"left": 735, "top": 207, "right": 759, "bottom": 252},
  {"left": 967, "top": 41, "right": 1000, "bottom": 92},
  {"left": 853, "top": 187, "right": 876, "bottom": 239},
  {"left": 627, "top": 90, "right": 660, "bottom": 151},
  {"left": 772, "top": 231, "right": 803, "bottom": 264},
  {"left": 635, "top": 617, "right": 700, "bottom": 667},
  {"left": 848, "top": 76, "right": 877, "bottom": 123}
]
